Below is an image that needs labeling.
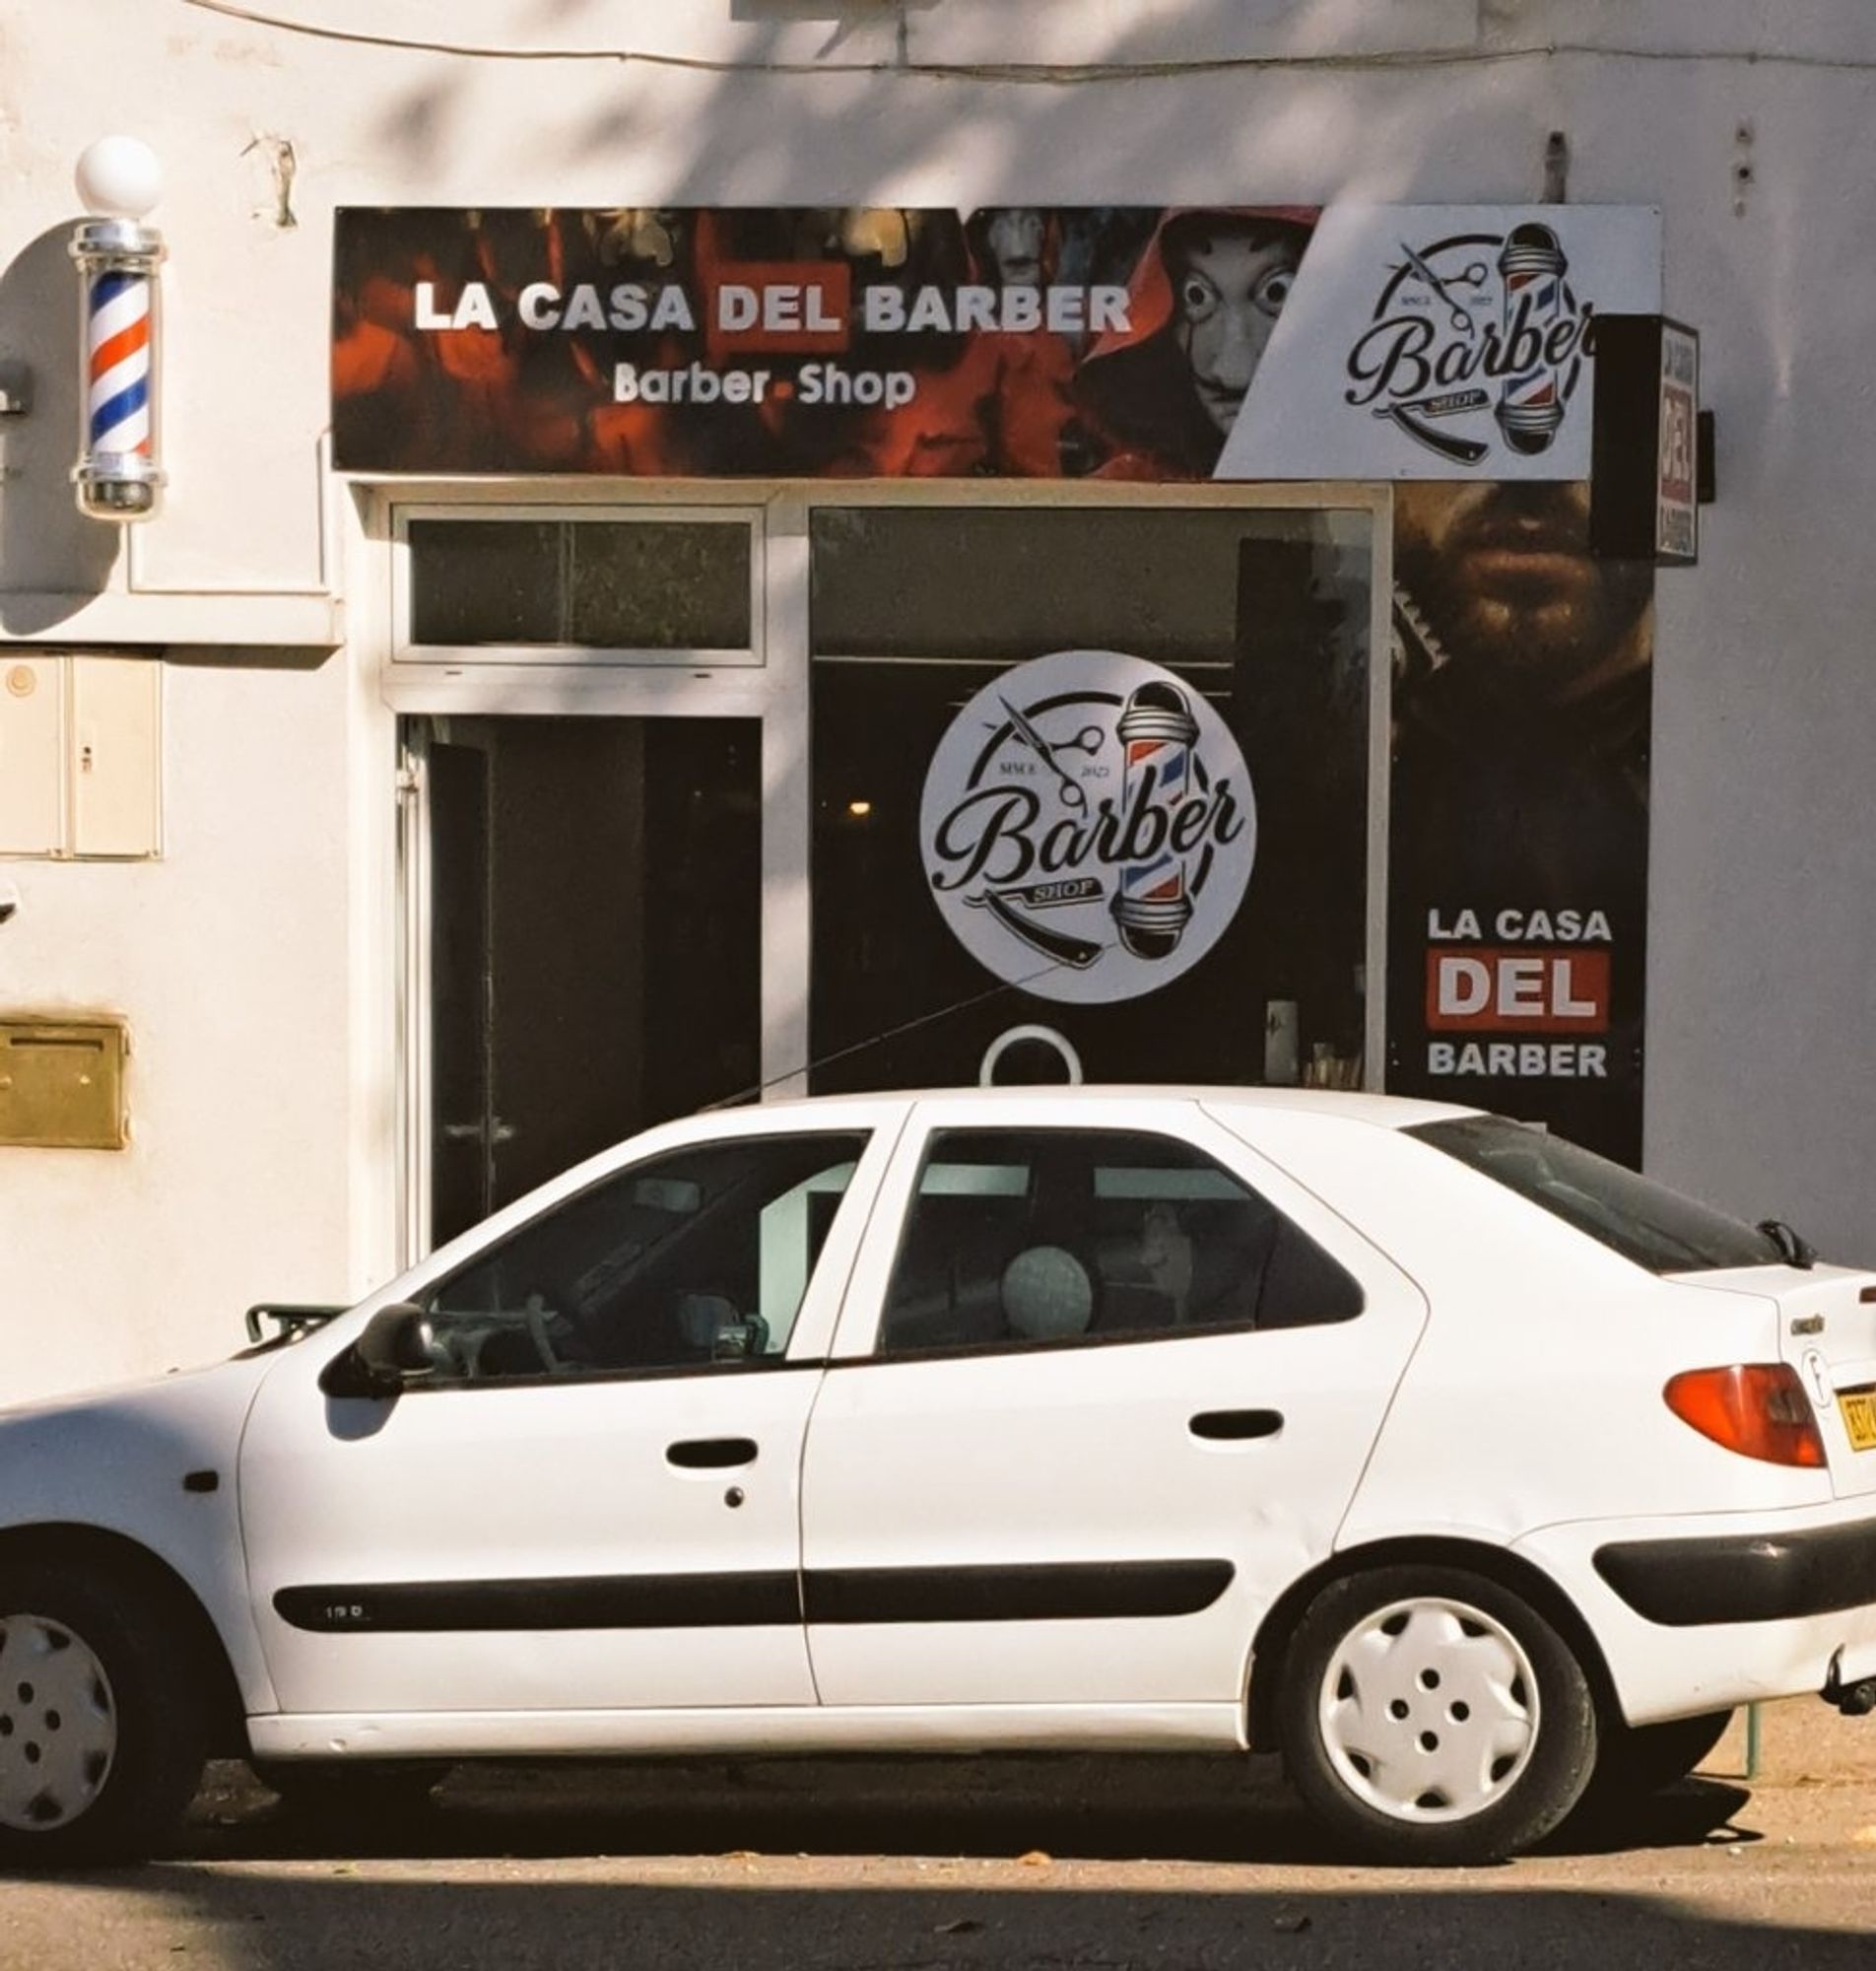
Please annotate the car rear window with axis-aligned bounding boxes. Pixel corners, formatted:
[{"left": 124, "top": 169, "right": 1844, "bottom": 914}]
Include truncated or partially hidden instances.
[{"left": 1407, "top": 1116, "right": 1784, "bottom": 1274}]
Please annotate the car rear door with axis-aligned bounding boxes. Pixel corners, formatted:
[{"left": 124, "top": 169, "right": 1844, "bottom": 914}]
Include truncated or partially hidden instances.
[{"left": 797, "top": 1095, "right": 1429, "bottom": 1717}]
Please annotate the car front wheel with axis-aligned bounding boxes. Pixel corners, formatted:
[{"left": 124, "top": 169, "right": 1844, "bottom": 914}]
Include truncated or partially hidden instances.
[
  {"left": 0, "top": 1563, "right": 207, "bottom": 1868},
  {"left": 1277, "top": 1564, "right": 1597, "bottom": 1865}
]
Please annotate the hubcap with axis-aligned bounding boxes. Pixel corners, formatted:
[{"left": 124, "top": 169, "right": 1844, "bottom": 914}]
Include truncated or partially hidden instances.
[
  {"left": 0, "top": 1613, "right": 116, "bottom": 1832},
  {"left": 1318, "top": 1596, "right": 1538, "bottom": 1823}
]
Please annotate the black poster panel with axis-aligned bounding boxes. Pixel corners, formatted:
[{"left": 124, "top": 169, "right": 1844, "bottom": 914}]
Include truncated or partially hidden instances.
[{"left": 1386, "top": 482, "right": 1653, "bottom": 1164}]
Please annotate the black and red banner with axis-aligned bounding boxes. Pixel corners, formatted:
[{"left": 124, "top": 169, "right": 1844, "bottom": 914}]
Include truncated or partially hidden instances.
[{"left": 332, "top": 205, "right": 1318, "bottom": 478}]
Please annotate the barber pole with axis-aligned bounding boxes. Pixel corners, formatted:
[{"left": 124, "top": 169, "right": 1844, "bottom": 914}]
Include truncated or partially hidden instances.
[{"left": 69, "top": 136, "right": 167, "bottom": 519}]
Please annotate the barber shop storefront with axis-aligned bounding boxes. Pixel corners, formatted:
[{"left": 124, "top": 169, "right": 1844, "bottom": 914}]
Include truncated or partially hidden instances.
[{"left": 330, "top": 203, "right": 1677, "bottom": 1254}]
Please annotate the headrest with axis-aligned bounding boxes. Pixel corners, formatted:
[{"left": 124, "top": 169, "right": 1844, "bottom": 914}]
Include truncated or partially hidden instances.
[{"left": 1000, "top": 1246, "right": 1094, "bottom": 1341}]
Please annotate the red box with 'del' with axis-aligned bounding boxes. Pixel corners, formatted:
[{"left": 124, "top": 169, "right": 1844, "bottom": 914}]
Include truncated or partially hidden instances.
[{"left": 1425, "top": 947, "right": 1611, "bottom": 1034}]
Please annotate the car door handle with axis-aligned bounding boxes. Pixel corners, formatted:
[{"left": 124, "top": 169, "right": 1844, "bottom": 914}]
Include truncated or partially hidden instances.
[
  {"left": 1189, "top": 1409, "right": 1284, "bottom": 1442},
  {"left": 666, "top": 1437, "right": 760, "bottom": 1469}
]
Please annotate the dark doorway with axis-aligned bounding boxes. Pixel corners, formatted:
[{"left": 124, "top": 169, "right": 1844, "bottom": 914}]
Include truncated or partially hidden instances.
[{"left": 424, "top": 715, "right": 761, "bottom": 1247}]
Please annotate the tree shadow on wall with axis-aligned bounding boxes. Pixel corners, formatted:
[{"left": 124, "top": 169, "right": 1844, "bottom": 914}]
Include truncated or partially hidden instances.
[{"left": 0, "top": 224, "right": 119, "bottom": 629}]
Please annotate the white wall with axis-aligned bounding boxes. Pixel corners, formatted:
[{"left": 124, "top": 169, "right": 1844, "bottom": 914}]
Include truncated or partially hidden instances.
[{"left": 3, "top": 0, "right": 1873, "bottom": 1400}]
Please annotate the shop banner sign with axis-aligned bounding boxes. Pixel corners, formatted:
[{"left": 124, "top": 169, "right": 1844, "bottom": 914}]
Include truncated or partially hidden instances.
[
  {"left": 1217, "top": 205, "right": 1660, "bottom": 481},
  {"left": 920, "top": 650, "right": 1255, "bottom": 1005},
  {"left": 331, "top": 204, "right": 1657, "bottom": 481}
]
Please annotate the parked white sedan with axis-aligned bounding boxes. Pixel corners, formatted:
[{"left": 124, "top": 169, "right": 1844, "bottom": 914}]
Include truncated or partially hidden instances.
[{"left": 4, "top": 1088, "right": 1875, "bottom": 1868}]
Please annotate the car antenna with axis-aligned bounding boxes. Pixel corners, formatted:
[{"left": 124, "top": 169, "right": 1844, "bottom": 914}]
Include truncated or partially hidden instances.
[{"left": 695, "top": 949, "right": 1106, "bottom": 1113}]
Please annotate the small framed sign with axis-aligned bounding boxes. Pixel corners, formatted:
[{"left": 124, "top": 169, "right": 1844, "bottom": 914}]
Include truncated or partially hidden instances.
[
  {"left": 1655, "top": 321, "right": 1699, "bottom": 560},
  {"left": 1589, "top": 314, "right": 1701, "bottom": 565}
]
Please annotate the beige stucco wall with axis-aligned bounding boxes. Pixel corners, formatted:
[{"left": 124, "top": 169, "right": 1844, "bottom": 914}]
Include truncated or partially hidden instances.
[{"left": 2, "top": 0, "right": 1874, "bottom": 1400}]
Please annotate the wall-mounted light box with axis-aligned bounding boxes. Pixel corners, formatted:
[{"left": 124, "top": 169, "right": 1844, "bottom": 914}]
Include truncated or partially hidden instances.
[{"left": 0, "top": 653, "right": 161, "bottom": 858}]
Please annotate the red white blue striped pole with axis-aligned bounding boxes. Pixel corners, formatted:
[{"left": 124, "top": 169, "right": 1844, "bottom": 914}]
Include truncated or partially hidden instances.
[{"left": 70, "top": 137, "right": 166, "bottom": 521}]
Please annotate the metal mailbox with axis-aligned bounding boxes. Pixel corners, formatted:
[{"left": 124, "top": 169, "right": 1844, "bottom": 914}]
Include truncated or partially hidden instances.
[{"left": 0, "top": 1017, "right": 128, "bottom": 1149}]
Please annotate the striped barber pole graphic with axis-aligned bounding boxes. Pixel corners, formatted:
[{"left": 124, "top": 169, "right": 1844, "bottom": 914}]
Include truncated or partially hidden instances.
[
  {"left": 87, "top": 269, "right": 154, "bottom": 455},
  {"left": 1494, "top": 223, "right": 1569, "bottom": 455},
  {"left": 1112, "top": 683, "right": 1200, "bottom": 961}
]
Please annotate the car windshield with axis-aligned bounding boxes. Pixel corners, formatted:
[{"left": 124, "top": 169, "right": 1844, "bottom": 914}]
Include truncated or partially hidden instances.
[{"left": 1408, "top": 1115, "right": 1789, "bottom": 1275}]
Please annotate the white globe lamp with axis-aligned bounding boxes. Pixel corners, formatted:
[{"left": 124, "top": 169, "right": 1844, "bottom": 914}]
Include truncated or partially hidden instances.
[{"left": 75, "top": 136, "right": 164, "bottom": 222}]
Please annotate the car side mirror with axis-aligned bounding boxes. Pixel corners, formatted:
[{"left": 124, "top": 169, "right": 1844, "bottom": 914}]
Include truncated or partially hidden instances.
[
  {"left": 319, "top": 1302, "right": 436, "bottom": 1399},
  {"left": 711, "top": 1313, "right": 770, "bottom": 1363}
]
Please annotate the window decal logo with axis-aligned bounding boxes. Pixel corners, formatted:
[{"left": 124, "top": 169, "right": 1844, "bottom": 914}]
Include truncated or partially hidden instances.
[
  {"left": 920, "top": 649, "right": 1255, "bottom": 1004},
  {"left": 1344, "top": 222, "right": 1591, "bottom": 466}
]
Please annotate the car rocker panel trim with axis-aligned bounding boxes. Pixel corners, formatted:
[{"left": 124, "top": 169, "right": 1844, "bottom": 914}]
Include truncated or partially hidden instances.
[{"left": 273, "top": 1560, "right": 1237, "bottom": 1634}]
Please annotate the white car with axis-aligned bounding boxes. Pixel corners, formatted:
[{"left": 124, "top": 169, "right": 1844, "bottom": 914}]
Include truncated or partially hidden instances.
[{"left": 4, "top": 1088, "right": 1875, "bottom": 1868}]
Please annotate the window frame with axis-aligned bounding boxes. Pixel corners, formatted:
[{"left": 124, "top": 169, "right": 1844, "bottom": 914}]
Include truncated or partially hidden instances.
[
  {"left": 831, "top": 1098, "right": 1372, "bottom": 1366},
  {"left": 362, "top": 482, "right": 1391, "bottom": 1270},
  {"left": 385, "top": 1119, "right": 894, "bottom": 1393},
  {"left": 390, "top": 501, "right": 767, "bottom": 673},
  {"left": 1407, "top": 1114, "right": 1790, "bottom": 1277}
]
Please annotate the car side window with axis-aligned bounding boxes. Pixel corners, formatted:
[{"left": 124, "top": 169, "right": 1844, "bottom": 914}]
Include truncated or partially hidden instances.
[
  {"left": 878, "top": 1127, "right": 1363, "bottom": 1357},
  {"left": 426, "top": 1131, "right": 869, "bottom": 1383}
]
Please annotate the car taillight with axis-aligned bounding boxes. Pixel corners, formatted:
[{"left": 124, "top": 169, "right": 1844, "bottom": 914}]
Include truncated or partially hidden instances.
[{"left": 1663, "top": 1364, "right": 1827, "bottom": 1467}]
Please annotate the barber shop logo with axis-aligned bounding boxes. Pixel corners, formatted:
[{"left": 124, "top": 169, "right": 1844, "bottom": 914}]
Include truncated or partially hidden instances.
[
  {"left": 1344, "top": 223, "right": 1592, "bottom": 465},
  {"left": 920, "top": 650, "right": 1255, "bottom": 1004}
]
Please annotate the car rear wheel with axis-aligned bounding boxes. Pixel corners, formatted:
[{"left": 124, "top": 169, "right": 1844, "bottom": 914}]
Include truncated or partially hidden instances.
[
  {"left": 1277, "top": 1564, "right": 1597, "bottom": 1865},
  {"left": 1582, "top": 1709, "right": 1733, "bottom": 1804},
  {"left": 0, "top": 1563, "right": 207, "bottom": 1867}
]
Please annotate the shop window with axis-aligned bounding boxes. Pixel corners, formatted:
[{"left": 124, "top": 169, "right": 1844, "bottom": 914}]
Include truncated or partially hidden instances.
[
  {"left": 878, "top": 1127, "right": 1363, "bottom": 1357},
  {"left": 398, "top": 510, "right": 758, "bottom": 663},
  {"left": 808, "top": 503, "right": 1374, "bottom": 1094},
  {"left": 810, "top": 506, "right": 1354, "bottom": 666}
]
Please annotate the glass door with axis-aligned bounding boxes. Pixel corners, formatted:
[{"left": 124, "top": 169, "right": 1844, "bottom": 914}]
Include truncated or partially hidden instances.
[{"left": 417, "top": 714, "right": 762, "bottom": 1247}]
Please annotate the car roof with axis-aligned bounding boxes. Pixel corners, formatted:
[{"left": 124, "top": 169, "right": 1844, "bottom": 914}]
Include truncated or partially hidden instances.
[{"left": 736, "top": 1086, "right": 1481, "bottom": 1132}]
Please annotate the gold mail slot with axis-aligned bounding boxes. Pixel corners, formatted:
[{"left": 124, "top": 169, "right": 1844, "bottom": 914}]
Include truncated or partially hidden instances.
[{"left": 0, "top": 1018, "right": 128, "bottom": 1149}]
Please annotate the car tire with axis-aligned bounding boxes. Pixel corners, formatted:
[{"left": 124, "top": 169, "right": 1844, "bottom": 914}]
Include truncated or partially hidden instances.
[
  {"left": 1277, "top": 1564, "right": 1598, "bottom": 1865},
  {"left": 0, "top": 1561, "right": 209, "bottom": 1869},
  {"left": 251, "top": 1758, "right": 445, "bottom": 1819},
  {"left": 1581, "top": 1709, "right": 1733, "bottom": 1805}
]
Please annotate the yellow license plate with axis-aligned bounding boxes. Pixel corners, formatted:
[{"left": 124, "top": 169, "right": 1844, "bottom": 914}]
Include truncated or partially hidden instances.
[{"left": 1840, "top": 1389, "right": 1876, "bottom": 1453}]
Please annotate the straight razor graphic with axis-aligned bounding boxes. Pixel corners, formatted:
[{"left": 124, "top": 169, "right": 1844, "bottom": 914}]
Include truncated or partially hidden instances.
[
  {"left": 1373, "top": 402, "right": 1490, "bottom": 464},
  {"left": 965, "top": 888, "right": 1103, "bottom": 969}
]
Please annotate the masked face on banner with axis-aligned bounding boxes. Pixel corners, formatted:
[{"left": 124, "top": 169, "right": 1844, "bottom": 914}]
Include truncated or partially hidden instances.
[{"left": 1166, "top": 221, "right": 1304, "bottom": 436}]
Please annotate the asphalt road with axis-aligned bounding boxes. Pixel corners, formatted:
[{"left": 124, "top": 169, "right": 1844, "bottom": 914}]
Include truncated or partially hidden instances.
[{"left": 4, "top": 1715, "right": 1874, "bottom": 1970}]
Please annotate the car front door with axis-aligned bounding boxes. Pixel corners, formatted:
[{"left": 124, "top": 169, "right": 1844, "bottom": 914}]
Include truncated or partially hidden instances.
[
  {"left": 239, "top": 1112, "right": 899, "bottom": 1730},
  {"left": 799, "top": 1096, "right": 1428, "bottom": 1721}
]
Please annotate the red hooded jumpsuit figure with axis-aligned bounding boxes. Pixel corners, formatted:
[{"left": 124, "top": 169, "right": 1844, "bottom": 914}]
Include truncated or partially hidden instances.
[{"left": 1076, "top": 207, "right": 1318, "bottom": 479}]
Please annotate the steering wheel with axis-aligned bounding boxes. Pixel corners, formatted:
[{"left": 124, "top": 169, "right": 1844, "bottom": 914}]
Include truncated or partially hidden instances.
[{"left": 522, "top": 1293, "right": 568, "bottom": 1374}]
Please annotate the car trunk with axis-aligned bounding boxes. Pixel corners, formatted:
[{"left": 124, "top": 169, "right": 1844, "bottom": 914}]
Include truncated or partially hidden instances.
[{"left": 1686, "top": 1262, "right": 1876, "bottom": 1498}]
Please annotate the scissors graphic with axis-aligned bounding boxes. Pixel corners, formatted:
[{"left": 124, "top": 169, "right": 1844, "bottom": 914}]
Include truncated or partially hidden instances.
[
  {"left": 1397, "top": 242, "right": 1489, "bottom": 335},
  {"left": 998, "top": 696, "right": 1099, "bottom": 809}
]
